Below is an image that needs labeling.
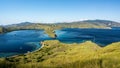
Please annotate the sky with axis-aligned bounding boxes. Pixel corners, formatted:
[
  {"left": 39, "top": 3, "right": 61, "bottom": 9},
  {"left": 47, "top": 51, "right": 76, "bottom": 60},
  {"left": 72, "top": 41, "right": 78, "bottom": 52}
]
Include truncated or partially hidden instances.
[{"left": 0, "top": 0, "right": 120, "bottom": 25}]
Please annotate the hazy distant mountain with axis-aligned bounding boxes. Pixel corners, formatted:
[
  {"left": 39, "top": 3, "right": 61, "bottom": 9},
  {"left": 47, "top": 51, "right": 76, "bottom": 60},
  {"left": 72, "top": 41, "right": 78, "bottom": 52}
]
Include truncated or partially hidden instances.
[
  {"left": 5, "top": 22, "right": 33, "bottom": 27},
  {"left": 16, "top": 22, "right": 33, "bottom": 26},
  {"left": 82, "top": 20, "right": 120, "bottom": 27},
  {"left": 4, "top": 20, "right": 120, "bottom": 28},
  {"left": 56, "top": 19, "right": 120, "bottom": 27}
]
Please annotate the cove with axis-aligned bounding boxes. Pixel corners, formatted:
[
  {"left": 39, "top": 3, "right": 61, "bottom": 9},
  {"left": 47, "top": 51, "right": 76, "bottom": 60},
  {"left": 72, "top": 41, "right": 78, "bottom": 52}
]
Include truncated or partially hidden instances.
[
  {"left": 0, "top": 30, "right": 52, "bottom": 57},
  {"left": 1, "top": 28, "right": 120, "bottom": 57},
  {"left": 56, "top": 28, "right": 120, "bottom": 46}
]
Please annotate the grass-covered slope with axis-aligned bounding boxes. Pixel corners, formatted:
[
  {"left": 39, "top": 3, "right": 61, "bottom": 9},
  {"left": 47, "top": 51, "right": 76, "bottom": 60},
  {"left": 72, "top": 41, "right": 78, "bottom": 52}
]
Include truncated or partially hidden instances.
[
  {"left": 4, "top": 21, "right": 111, "bottom": 38},
  {"left": 0, "top": 40, "right": 120, "bottom": 68},
  {"left": 0, "top": 27, "right": 3, "bottom": 33},
  {"left": 3, "top": 19, "right": 120, "bottom": 37}
]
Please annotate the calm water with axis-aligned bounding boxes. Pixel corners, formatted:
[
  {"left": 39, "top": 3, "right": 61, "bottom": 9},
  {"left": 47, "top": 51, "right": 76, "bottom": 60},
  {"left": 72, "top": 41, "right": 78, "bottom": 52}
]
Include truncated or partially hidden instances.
[
  {"left": 0, "top": 28, "right": 120, "bottom": 57},
  {"left": 55, "top": 28, "right": 120, "bottom": 46},
  {"left": 0, "top": 30, "right": 52, "bottom": 57}
]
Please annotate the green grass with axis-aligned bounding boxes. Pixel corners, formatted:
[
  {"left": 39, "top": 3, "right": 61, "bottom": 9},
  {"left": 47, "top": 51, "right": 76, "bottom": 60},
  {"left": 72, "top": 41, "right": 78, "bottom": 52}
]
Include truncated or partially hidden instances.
[{"left": 0, "top": 40, "right": 120, "bottom": 68}]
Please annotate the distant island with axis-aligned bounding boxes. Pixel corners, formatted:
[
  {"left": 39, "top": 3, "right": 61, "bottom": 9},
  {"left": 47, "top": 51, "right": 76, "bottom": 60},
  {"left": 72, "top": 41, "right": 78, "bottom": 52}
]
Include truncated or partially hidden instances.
[{"left": 1, "top": 20, "right": 120, "bottom": 38}]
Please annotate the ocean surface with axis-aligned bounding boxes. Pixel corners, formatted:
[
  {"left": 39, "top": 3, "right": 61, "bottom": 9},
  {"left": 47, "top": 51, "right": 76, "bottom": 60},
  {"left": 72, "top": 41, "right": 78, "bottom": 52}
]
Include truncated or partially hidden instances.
[
  {"left": 0, "top": 28, "right": 120, "bottom": 57},
  {"left": 56, "top": 28, "right": 120, "bottom": 46},
  {"left": 0, "top": 30, "right": 52, "bottom": 57}
]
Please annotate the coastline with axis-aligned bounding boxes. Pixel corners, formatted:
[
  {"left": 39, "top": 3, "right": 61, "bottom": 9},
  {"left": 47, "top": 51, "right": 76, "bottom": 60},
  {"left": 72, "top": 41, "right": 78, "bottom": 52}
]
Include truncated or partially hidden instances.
[
  {"left": 25, "top": 41, "right": 44, "bottom": 55},
  {"left": 6, "top": 42, "right": 43, "bottom": 58},
  {"left": 0, "top": 27, "right": 115, "bottom": 58}
]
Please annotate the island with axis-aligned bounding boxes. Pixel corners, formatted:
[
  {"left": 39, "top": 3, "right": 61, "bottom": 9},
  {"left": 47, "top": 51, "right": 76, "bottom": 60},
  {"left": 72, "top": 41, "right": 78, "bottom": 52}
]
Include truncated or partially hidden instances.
[{"left": 1, "top": 20, "right": 114, "bottom": 38}]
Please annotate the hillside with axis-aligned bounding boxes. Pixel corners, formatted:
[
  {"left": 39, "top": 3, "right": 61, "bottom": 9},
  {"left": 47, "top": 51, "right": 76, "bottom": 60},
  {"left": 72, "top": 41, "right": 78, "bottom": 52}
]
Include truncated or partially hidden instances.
[
  {"left": 2, "top": 20, "right": 116, "bottom": 38},
  {"left": 0, "top": 40, "right": 120, "bottom": 68},
  {"left": 82, "top": 20, "right": 120, "bottom": 27},
  {"left": 2, "top": 20, "right": 120, "bottom": 38},
  {"left": 8, "top": 19, "right": 119, "bottom": 27},
  {"left": 0, "top": 26, "right": 3, "bottom": 33}
]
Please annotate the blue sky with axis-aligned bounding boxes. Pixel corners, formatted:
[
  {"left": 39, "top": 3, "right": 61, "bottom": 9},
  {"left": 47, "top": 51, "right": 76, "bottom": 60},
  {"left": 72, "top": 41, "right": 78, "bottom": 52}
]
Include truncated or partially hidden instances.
[{"left": 0, "top": 0, "right": 120, "bottom": 25}]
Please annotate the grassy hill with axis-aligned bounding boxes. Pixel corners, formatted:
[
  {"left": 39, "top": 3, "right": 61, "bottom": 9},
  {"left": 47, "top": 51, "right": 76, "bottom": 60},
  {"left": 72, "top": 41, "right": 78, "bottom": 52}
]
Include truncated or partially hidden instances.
[
  {"left": 0, "top": 27, "right": 3, "bottom": 33},
  {"left": 3, "top": 20, "right": 112, "bottom": 38},
  {"left": 0, "top": 40, "right": 120, "bottom": 68},
  {"left": 2, "top": 20, "right": 120, "bottom": 37}
]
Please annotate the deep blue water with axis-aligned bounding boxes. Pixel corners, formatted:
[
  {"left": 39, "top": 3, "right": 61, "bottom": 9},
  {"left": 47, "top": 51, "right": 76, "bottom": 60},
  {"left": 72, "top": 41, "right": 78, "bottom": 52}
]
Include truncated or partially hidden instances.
[
  {"left": 0, "top": 30, "right": 52, "bottom": 57},
  {"left": 56, "top": 28, "right": 120, "bottom": 46},
  {"left": 0, "top": 28, "right": 120, "bottom": 57}
]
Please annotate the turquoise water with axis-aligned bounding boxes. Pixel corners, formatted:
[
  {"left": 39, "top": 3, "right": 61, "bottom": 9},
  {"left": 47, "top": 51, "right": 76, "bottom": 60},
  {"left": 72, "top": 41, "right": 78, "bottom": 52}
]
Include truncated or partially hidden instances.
[{"left": 1, "top": 28, "right": 120, "bottom": 57}]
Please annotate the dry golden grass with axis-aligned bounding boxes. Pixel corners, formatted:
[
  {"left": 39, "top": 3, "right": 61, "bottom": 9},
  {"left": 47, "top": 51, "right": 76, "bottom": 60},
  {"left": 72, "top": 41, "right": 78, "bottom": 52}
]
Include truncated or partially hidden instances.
[{"left": 0, "top": 40, "right": 120, "bottom": 68}]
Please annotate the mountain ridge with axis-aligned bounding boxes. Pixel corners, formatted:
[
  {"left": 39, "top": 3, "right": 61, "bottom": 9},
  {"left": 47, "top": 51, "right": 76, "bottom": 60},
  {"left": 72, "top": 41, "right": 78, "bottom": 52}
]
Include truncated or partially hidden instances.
[{"left": 2, "top": 19, "right": 120, "bottom": 27}]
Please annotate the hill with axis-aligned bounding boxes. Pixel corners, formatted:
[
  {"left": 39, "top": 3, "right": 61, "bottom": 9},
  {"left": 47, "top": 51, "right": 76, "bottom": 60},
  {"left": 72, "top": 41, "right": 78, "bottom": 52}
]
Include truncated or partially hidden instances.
[
  {"left": 5, "top": 22, "right": 33, "bottom": 27},
  {"left": 3, "top": 20, "right": 120, "bottom": 29},
  {"left": 2, "top": 19, "right": 115, "bottom": 38},
  {"left": 82, "top": 19, "right": 120, "bottom": 27},
  {"left": 0, "top": 40, "right": 120, "bottom": 68},
  {"left": 1, "top": 19, "right": 119, "bottom": 38},
  {"left": 0, "top": 26, "right": 4, "bottom": 33}
]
